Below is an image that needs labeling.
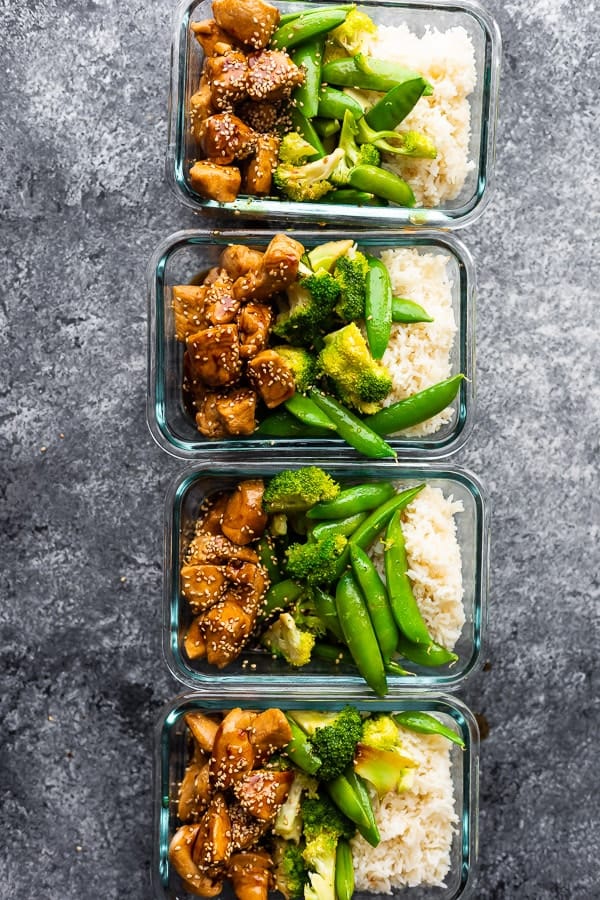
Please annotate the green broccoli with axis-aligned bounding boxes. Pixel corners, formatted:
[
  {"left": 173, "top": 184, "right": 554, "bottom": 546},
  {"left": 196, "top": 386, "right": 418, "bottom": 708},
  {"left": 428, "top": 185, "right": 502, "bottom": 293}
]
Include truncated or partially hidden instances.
[
  {"left": 301, "top": 795, "right": 356, "bottom": 900},
  {"left": 263, "top": 467, "right": 340, "bottom": 514},
  {"left": 279, "top": 132, "right": 320, "bottom": 165},
  {"left": 356, "top": 118, "right": 437, "bottom": 159},
  {"left": 333, "top": 251, "right": 370, "bottom": 322},
  {"left": 290, "top": 707, "right": 363, "bottom": 782},
  {"left": 353, "top": 714, "right": 418, "bottom": 796},
  {"left": 273, "top": 273, "right": 340, "bottom": 345},
  {"left": 317, "top": 323, "right": 392, "bottom": 414},
  {"left": 273, "top": 346, "right": 318, "bottom": 393},
  {"left": 274, "top": 839, "right": 309, "bottom": 900},
  {"left": 274, "top": 148, "right": 345, "bottom": 202},
  {"left": 262, "top": 612, "right": 316, "bottom": 667},
  {"left": 285, "top": 533, "right": 348, "bottom": 587},
  {"left": 328, "top": 8, "right": 377, "bottom": 54},
  {"left": 331, "top": 111, "right": 381, "bottom": 187},
  {"left": 274, "top": 771, "right": 319, "bottom": 843}
]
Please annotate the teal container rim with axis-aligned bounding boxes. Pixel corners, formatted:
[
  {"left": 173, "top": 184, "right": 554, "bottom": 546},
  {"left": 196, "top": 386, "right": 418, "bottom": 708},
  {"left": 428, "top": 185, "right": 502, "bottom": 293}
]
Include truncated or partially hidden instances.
[
  {"left": 166, "top": 0, "right": 501, "bottom": 228},
  {"left": 162, "top": 461, "right": 490, "bottom": 695},
  {"left": 147, "top": 228, "right": 476, "bottom": 462},
  {"left": 152, "top": 690, "right": 480, "bottom": 900}
]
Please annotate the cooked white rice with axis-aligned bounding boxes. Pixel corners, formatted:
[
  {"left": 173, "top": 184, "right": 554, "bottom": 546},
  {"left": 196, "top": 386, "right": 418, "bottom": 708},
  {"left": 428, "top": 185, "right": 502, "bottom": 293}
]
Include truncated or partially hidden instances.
[
  {"left": 369, "top": 484, "right": 465, "bottom": 650},
  {"left": 380, "top": 247, "right": 456, "bottom": 437},
  {"left": 357, "top": 24, "right": 477, "bottom": 206},
  {"left": 351, "top": 725, "right": 458, "bottom": 891}
]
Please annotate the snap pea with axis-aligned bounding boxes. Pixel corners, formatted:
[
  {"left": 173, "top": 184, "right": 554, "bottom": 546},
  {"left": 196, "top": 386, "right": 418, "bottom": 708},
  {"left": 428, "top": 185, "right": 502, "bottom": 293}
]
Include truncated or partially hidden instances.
[
  {"left": 386, "top": 659, "right": 415, "bottom": 677},
  {"left": 335, "top": 840, "right": 354, "bottom": 900},
  {"left": 311, "top": 586, "right": 344, "bottom": 642},
  {"left": 365, "top": 255, "right": 393, "bottom": 359},
  {"left": 309, "top": 389, "right": 397, "bottom": 459},
  {"left": 343, "top": 769, "right": 381, "bottom": 845},
  {"left": 278, "top": 11, "right": 302, "bottom": 26},
  {"left": 256, "top": 535, "right": 281, "bottom": 584},
  {"left": 314, "top": 643, "right": 415, "bottom": 677},
  {"left": 335, "top": 571, "right": 387, "bottom": 696},
  {"left": 385, "top": 510, "right": 433, "bottom": 646},
  {"left": 284, "top": 715, "right": 323, "bottom": 773},
  {"left": 392, "top": 296, "right": 433, "bottom": 324},
  {"left": 326, "top": 771, "right": 380, "bottom": 846},
  {"left": 363, "top": 374, "right": 465, "bottom": 435},
  {"left": 271, "top": 7, "right": 351, "bottom": 50},
  {"left": 313, "top": 116, "right": 340, "bottom": 138},
  {"left": 310, "top": 511, "right": 368, "bottom": 541},
  {"left": 349, "top": 484, "right": 425, "bottom": 550},
  {"left": 259, "top": 578, "right": 303, "bottom": 621},
  {"left": 328, "top": 189, "right": 386, "bottom": 206},
  {"left": 317, "top": 85, "right": 364, "bottom": 121},
  {"left": 284, "top": 393, "right": 336, "bottom": 431},
  {"left": 348, "top": 165, "right": 416, "bottom": 207},
  {"left": 396, "top": 633, "right": 458, "bottom": 667},
  {"left": 393, "top": 711, "right": 465, "bottom": 749},
  {"left": 254, "top": 410, "right": 331, "bottom": 438},
  {"left": 322, "top": 55, "right": 429, "bottom": 93},
  {"left": 365, "top": 77, "right": 429, "bottom": 131},
  {"left": 308, "top": 482, "right": 395, "bottom": 520},
  {"left": 292, "top": 37, "right": 324, "bottom": 120},
  {"left": 290, "top": 107, "right": 325, "bottom": 158},
  {"left": 349, "top": 544, "right": 398, "bottom": 664}
]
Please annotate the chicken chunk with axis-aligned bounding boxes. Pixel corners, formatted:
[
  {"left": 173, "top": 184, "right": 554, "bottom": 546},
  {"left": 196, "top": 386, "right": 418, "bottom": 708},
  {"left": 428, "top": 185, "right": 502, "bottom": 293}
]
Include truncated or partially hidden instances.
[
  {"left": 237, "top": 303, "right": 272, "bottom": 360},
  {"left": 244, "top": 134, "right": 280, "bottom": 197},
  {"left": 236, "top": 101, "right": 280, "bottom": 135},
  {"left": 204, "top": 276, "right": 240, "bottom": 326},
  {"left": 212, "top": 0, "right": 280, "bottom": 50},
  {"left": 195, "top": 492, "right": 229, "bottom": 536},
  {"left": 247, "top": 350, "right": 295, "bottom": 409},
  {"left": 187, "top": 324, "right": 242, "bottom": 388},
  {"left": 178, "top": 761, "right": 210, "bottom": 822},
  {"left": 184, "top": 616, "right": 207, "bottom": 661},
  {"left": 214, "top": 387, "right": 257, "bottom": 436},
  {"left": 172, "top": 284, "right": 209, "bottom": 341},
  {"left": 185, "top": 711, "right": 220, "bottom": 753},
  {"left": 221, "top": 480, "right": 268, "bottom": 545},
  {"left": 190, "top": 78, "right": 214, "bottom": 144},
  {"left": 229, "top": 851, "right": 273, "bottom": 900},
  {"left": 186, "top": 533, "right": 259, "bottom": 566},
  {"left": 181, "top": 563, "right": 228, "bottom": 613},
  {"left": 229, "top": 805, "right": 270, "bottom": 852},
  {"left": 232, "top": 234, "right": 304, "bottom": 301},
  {"left": 191, "top": 18, "right": 239, "bottom": 56},
  {"left": 234, "top": 769, "right": 294, "bottom": 820},
  {"left": 203, "top": 596, "right": 255, "bottom": 668},
  {"left": 219, "top": 244, "right": 264, "bottom": 281},
  {"left": 210, "top": 711, "right": 256, "bottom": 790},
  {"left": 195, "top": 391, "right": 229, "bottom": 439},
  {"left": 192, "top": 793, "right": 232, "bottom": 869},
  {"left": 204, "top": 51, "right": 249, "bottom": 111},
  {"left": 200, "top": 114, "right": 257, "bottom": 166},
  {"left": 189, "top": 161, "right": 242, "bottom": 203},
  {"left": 168, "top": 824, "right": 223, "bottom": 897},
  {"left": 246, "top": 50, "right": 305, "bottom": 102},
  {"left": 248, "top": 708, "right": 293, "bottom": 763}
]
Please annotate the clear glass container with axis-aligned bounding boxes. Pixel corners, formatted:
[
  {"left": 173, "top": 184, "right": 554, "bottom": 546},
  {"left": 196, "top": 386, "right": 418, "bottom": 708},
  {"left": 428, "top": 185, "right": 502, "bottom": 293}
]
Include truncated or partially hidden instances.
[
  {"left": 163, "top": 462, "right": 489, "bottom": 693},
  {"left": 167, "top": 0, "right": 500, "bottom": 228},
  {"left": 153, "top": 691, "right": 479, "bottom": 899},
  {"left": 147, "top": 229, "right": 475, "bottom": 462}
]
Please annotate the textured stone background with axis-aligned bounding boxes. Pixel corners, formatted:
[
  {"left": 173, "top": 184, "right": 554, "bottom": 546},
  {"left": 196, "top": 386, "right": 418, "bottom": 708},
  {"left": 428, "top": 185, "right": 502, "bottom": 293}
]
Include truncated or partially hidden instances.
[{"left": 1, "top": 0, "right": 598, "bottom": 897}]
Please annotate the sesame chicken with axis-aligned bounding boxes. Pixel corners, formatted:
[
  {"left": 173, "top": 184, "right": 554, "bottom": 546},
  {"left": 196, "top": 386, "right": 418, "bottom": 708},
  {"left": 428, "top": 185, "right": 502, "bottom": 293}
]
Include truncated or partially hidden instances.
[
  {"left": 236, "top": 101, "right": 280, "bottom": 135},
  {"left": 228, "top": 805, "right": 270, "bottom": 852},
  {"left": 247, "top": 708, "right": 293, "bottom": 763},
  {"left": 215, "top": 387, "right": 258, "bottom": 435},
  {"left": 168, "top": 824, "right": 224, "bottom": 897},
  {"left": 244, "top": 134, "right": 280, "bottom": 197},
  {"left": 233, "top": 769, "right": 294, "bottom": 821},
  {"left": 184, "top": 617, "right": 207, "bottom": 661},
  {"left": 210, "top": 714, "right": 256, "bottom": 789},
  {"left": 203, "top": 596, "right": 256, "bottom": 668},
  {"left": 189, "top": 160, "right": 242, "bottom": 202},
  {"left": 195, "top": 492, "right": 229, "bottom": 536},
  {"left": 212, "top": 0, "right": 280, "bottom": 50},
  {"left": 200, "top": 113, "right": 257, "bottom": 166},
  {"left": 192, "top": 793, "right": 232, "bottom": 869},
  {"left": 191, "top": 18, "right": 240, "bottom": 56},
  {"left": 204, "top": 275, "right": 240, "bottom": 326},
  {"left": 190, "top": 78, "right": 214, "bottom": 144},
  {"left": 237, "top": 303, "right": 273, "bottom": 359},
  {"left": 247, "top": 349, "right": 295, "bottom": 409},
  {"left": 185, "top": 711, "right": 220, "bottom": 754},
  {"left": 181, "top": 563, "right": 229, "bottom": 613},
  {"left": 178, "top": 761, "right": 210, "bottom": 822},
  {"left": 185, "top": 533, "right": 259, "bottom": 567},
  {"left": 219, "top": 244, "right": 265, "bottom": 281},
  {"left": 186, "top": 323, "right": 242, "bottom": 388},
  {"left": 195, "top": 391, "right": 230, "bottom": 439},
  {"left": 221, "top": 479, "right": 268, "bottom": 545},
  {"left": 232, "top": 233, "right": 304, "bottom": 301},
  {"left": 228, "top": 851, "right": 273, "bottom": 900},
  {"left": 204, "top": 51, "right": 249, "bottom": 111},
  {"left": 172, "top": 284, "right": 209, "bottom": 341},
  {"left": 246, "top": 49, "right": 305, "bottom": 103}
]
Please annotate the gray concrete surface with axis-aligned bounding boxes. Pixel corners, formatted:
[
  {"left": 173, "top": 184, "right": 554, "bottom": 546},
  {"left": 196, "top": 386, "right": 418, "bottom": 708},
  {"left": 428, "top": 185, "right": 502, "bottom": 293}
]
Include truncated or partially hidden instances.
[{"left": 1, "top": 0, "right": 598, "bottom": 897}]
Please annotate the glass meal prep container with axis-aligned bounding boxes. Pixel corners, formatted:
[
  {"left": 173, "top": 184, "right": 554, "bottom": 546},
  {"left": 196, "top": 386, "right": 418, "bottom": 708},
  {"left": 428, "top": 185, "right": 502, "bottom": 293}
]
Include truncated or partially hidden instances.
[
  {"left": 167, "top": 0, "right": 500, "bottom": 228},
  {"left": 153, "top": 691, "right": 479, "bottom": 900},
  {"left": 147, "top": 229, "right": 475, "bottom": 462},
  {"left": 163, "top": 462, "right": 489, "bottom": 693}
]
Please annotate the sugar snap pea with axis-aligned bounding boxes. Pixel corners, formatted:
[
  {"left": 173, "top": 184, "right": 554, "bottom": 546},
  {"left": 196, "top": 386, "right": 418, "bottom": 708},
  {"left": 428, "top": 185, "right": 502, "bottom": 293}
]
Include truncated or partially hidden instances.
[
  {"left": 292, "top": 38, "right": 324, "bottom": 120},
  {"left": 308, "top": 482, "right": 395, "bottom": 520},
  {"left": 313, "top": 117, "right": 340, "bottom": 138},
  {"left": 311, "top": 586, "right": 344, "bottom": 642},
  {"left": 254, "top": 409, "right": 331, "bottom": 438},
  {"left": 308, "top": 389, "right": 397, "bottom": 459},
  {"left": 392, "top": 296, "right": 433, "bottom": 323},
  {"left": 385, "top": 510, "right": 433, "bottom": 646},
  {"left": 309, "top": 511, "right": 367, "bottom": 541},
  {"left": 326, "top": 772, "right": 380, "bottom": 846},
  {"left": 259, "top": 578, "right": 303, "bottom": 621},
  {"left": 335, "top": 571, "right": 387, "bottom": 696},
  {"left": 348, "top": 165, "right": 416, "bottom": 207},
  {"left": 317, "top": 85, "right": 364, "bottom": 121},
  {"left": 335, "top": 839, "right": 354, "bottom": 900},
  {"left": 396, "top": 633, "right": 458, "bottom": 667},
  {"left": 256, "top": 535, "right": 281, "bottom": 584},
  {"left": 365, "top": 77, "right": 429, "bottom": 131},
  {"left": 290, "top": 107, "right": 325, "bottom": 158},
  {"left": 393, "top": 711, "right": 465, "bottom": 749},
  {"left": 365, "top": 255, "right": 393, "bottom": 359},
  {"left": 284, "top": 393, "right": 336, "bottom": 431},
  {"left": 349, "top": 484, "right": 425, "bottom": 550},
  {"left": 314, "top": 643, "right": 414, "bottom": 677},
  {"left": 363, "top": 374, "right": 465, "bottom": 435},
  {"left": 350, "top": 544, "right": 398, "bottom": 664},
  {"left": 322, "top": 55, "right": 429, "bottom": 93},
  {"left": 328, "top": 189, "right": 386, "bottom": 206},
  {"left": 271, "top": 7, "right": 351, "bottom": 50},
  {"left": 284, "top": 715, "right": 323, "bottom": 773}
]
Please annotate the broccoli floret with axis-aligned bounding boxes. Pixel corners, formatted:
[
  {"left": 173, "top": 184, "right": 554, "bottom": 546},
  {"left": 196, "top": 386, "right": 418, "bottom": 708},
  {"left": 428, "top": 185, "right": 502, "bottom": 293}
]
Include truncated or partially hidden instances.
[
  {"left": 331, "top": 112, "right": 381, "bottom": 187},
  {"left": 317, "top": 323, "right": 392, "bottom": 414},
  {"left": 291, "top": 707, "right": 363, "bottom": 782},
  {"left": 356, "top": 118, "right": 437, "bottom": 159},
  {"left": 274, "top": 771, "right": 319, "bottom": 843},
  {"left": 280, "top": 133, "right": 320, "bottom": 165},
  {"left": 273, "top": 274, "right": 340, "bottom": 345},
  {"left": 285, "top": 534, "right": 348, "bottom": 587},
  {"left": 333, "top": 251, "right": 369, "bottom": 322},
  {"left": 262, "top": 612, "right": 316, "bottom": 667},
  {"left": 274, "top": 839, "right": 309, "bottom": 900},
  {"left": 328, "top": 9, "right": 377, "bottom": 54},
  {"left": 273, "top": 346, "right": 318, "bottom": 393},
  {"left": 302, "top": 795, "right": 356, "bottom": 843},
  {"left": 301, "top": 795, "right": 356, "bottom": 900},
  {"left": 353, "top": 715, "right": 418, "bottom": 797},
  {"left": 263, "top": 467, "right": 340, "bottom": 514},
  {"left": 274, "top": 148, "right": 345, "bottom": 202}
]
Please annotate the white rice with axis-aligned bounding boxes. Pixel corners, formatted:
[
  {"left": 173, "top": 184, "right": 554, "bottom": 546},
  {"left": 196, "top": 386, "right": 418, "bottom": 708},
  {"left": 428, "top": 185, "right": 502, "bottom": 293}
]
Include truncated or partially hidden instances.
[
  {"left": 357, "top": 24, "right": 477, "bottom": 206},
  {"left": 351, "top": 725, "right": 458, "bottom": 891},
  {"left": 369, "top": 484, "right": 465, "bottom": 650},
  {"left": 380, "top": 247, "right": 456, "bottom": 437}
]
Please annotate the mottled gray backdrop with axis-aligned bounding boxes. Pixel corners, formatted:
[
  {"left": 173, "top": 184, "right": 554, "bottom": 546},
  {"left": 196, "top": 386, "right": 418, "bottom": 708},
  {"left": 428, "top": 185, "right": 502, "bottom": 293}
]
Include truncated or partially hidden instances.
[{"left": 1, "top": 0, "right": 598, "bottom": 897}]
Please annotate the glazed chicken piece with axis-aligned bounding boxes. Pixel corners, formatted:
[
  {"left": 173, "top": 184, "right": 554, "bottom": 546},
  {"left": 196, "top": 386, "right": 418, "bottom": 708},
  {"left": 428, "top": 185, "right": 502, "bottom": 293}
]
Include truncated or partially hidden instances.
[
  {"left": 195, "top": 391, "right": 229, "bottom": 439},
  {"left": 200, "top": 114, "right": 257, "bottom": 166},
  {"left": 192, "top": 793, "right": 232, "bottom": 869},
  {"left": 221, "top": 480, "right": 268, "bottom": 545},
  {"left": 228, "top": 804, "right": 270, "bottom": 852},
  {"left": 244, "top": 134, "right": 280, "bottom": 197},
  {"left": 184, "top": 617, "right": 207, "bottom": 660},
  {"left": 190, "top": 78, "right": 214, "bottom": 144},
  {"left": 202, "top": 595, "right": 256, "bottom": 668},
  {"left": 191, "top": 18, "right": 239, "bottom": 56},
  {"left": 172, "top": 284, "right": 209, "bottom": 341},
  {"left": 185, "top": 711, "right": 220, "bottom": 753},
  {"left": 214, "top": 387, "right": 257, "bottom": 436},
  {"left": 246, "top": 50, "right": 305, "bottom": 102},
  {"left": 210, "top": 708, "right": 256, "bottom": 789},
  {"left": 229, "top": 851, "right": 273, "bottom": 900},
  {"left": 204, "top": 51, "right": 249, "bottom": 111},
  {"left": 236, "top": 101, "right": 280, "bottom": 135},
  {"left": 237, "top": 303, "right": 272, "bottom": 359},
  {"left": 186, "top": 324, "right": 242, "bottom": 388},
  {"left": 195, "top": 492, "right": 229, "bottom": 536},
  {"left": 204, "top": 276, "right": 240, "bottom": 326},
  {"left": 212, "top": 0, "right": 280, "bottom": 50},
  {"left": 178, "top": 760, "right": 211, "bottom": 822},
  {"left": 232, "top": 234, "right": 304, "bottom": 301},
  {"left": 247, "top": 349, "right": 295, "bottom": 409},
  {"left": 185, "top": 533, "right": 259, "bottom": 567},
  {"left": 234, "top": 769, "right": 294, "bottom": 821},
  {"left": 248, "top": 708, "right": 293, "bottom": 763},
  {"left": 189, "top": 160, "right": 241, "bottom": 202},
  {"left": 180, "top": 563, "right": 228, "bottom": 613},
  {"left": 168, "top": 824, "right": 223, "bottom": 897},
  {"left": 219, "top": 244, "right": 264, "bottom": 281}
]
